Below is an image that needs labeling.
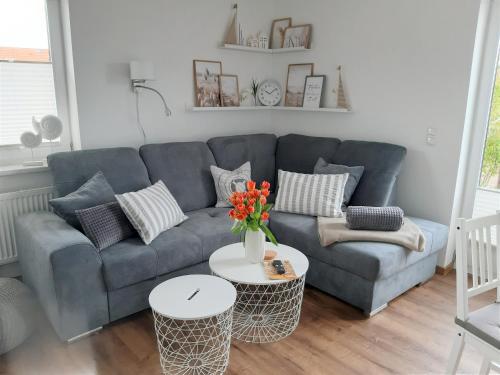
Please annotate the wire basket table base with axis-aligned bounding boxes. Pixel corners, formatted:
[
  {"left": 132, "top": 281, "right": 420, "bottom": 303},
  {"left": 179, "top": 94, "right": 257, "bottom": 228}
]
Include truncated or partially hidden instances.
[
  {"left": 227, "top": 275, "right": 306, "bottom": 343},
  {"left": 152, "top": 307, "right": 234, "bottom": 375}
]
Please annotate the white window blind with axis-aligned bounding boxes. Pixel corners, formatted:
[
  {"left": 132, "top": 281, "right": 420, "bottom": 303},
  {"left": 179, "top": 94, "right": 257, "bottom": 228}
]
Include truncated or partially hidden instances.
[{"left": 0, "top": 61, "right": 57, "bottom": 146}]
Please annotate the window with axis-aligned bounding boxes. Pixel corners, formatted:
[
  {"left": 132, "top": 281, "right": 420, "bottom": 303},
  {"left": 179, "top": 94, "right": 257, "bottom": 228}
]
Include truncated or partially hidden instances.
[
  {"left": 473, "top": 54, "right": 500, "bottom": 223},
  {"left": 0, "top": 0, "right": 72, "bottom": 166}
]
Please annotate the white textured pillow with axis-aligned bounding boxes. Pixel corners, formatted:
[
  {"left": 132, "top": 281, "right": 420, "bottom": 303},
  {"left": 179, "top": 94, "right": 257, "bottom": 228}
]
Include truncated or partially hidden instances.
[
  {"left": 274, "top": 170, "right": 348, "bottom": 218},
  {"left": 116, "top": 181, "right": 187, "bottom": 244},
  {"left": 210, "top": 161, "right": 251, "bottom": 207}
]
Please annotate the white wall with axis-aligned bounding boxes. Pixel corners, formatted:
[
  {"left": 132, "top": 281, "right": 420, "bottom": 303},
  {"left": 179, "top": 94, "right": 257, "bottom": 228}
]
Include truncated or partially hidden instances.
[
  {"left": 270, "top": 0, "right": 480, "bottom": 225},
  {"left": 67, "top": 0, "right": 276, "bottom": 149},
  {"left": 3, "top": 0, "right": 480, "bottom": 228}
]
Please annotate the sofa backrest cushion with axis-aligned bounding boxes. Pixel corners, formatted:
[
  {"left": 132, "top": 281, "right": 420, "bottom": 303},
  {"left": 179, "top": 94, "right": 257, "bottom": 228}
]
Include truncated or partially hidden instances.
[
  {"left": 140, "top": 142, "right": 217, "bottom": 212},
  {"left": 48, "top": 148, "right": 151, "bottom": 197},
  {"left": 331, "top": 141, "right": 407, "bottom": 206},
  {"left": 276, "top": 134, "right": 342, "bottom": 176},
  {"left": 207, "top": 134, "right": 277, "bottom": 190}
]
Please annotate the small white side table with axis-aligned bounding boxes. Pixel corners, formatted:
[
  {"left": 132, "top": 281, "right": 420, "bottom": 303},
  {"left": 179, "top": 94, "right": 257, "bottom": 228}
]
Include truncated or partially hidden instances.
[
  {"left": 149, "top": 275, "right": 236, "bottom": 375},
  {"left": 209, "top": 243, "right": 309, "bottom": 343}
]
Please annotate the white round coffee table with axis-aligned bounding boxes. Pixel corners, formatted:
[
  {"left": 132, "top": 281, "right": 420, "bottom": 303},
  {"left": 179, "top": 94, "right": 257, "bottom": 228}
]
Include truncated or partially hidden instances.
[
  {"left": 149, "top": 275, "right": 236, "bottom": 375},
  {"left": 209, "top": 243, "right": 309, "bottom": 343}
]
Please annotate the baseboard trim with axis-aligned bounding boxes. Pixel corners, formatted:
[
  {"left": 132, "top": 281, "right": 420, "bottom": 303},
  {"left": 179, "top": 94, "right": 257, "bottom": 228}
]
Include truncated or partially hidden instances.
[
  {"left": 365, "top": 303, "right": 388, "bottom": 317},
  {"left": 67, "top": 327, "right": 102, "bottom": 343},
  {"left": 436, "top": 263, "right": 454, "bottom": 276}
]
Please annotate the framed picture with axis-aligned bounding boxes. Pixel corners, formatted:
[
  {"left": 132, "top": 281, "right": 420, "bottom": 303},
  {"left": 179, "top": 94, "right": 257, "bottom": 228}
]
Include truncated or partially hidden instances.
[
  {"left": 283, "top": 24, "right": 312, "bottom": 49},
  {"left": 302, "top": 75, "right": 325, "bottom": 108},
  {"left": 270, "top": 17, "right": 292, "bottom": 49},
  {"left": 285, "top": 63, "right": 314, "bottom": 107},
  {"left": 219, "top": 74, "right": 240, "bottom": 107},
  {"left": 193, "top": 60, "right": 222, "bottom": 107}
]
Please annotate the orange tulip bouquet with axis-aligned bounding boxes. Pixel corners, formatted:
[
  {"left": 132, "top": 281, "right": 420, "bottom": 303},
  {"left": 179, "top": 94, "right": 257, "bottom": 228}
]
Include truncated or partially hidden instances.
[{"left": 228, "top": 180, "right": 277, "bottom": 246}]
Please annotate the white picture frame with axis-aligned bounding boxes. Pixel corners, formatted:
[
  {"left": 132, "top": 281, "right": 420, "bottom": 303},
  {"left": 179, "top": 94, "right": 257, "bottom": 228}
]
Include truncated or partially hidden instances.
[{"left": 302, "top": 75, "right": 325, "bottom": 108}]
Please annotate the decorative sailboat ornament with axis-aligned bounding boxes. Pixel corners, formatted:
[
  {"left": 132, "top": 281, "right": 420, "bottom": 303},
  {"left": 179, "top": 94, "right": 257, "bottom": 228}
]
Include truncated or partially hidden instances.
[
  {"left": 335, "top": 65, "right": 350, "bottom": 109},
  {"left": 224, "top": 4, "right": 238, "bottom": 45}
]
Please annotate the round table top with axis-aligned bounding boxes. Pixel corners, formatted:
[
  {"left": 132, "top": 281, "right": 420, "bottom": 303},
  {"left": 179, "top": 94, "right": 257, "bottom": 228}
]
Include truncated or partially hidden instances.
[
  {"left": 209, "top": 243, "right": 309, "bottom": 285},
  {"left": 149, "top": 274, "right": 236, "bottom": 320}
]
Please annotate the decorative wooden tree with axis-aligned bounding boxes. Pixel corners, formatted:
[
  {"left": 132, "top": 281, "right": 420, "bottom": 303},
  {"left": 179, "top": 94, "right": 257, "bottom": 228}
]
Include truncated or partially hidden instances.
[
  {"left": 224, "top": 4, "right": 238, "bottom": 45},
  {"left": 336, "top": 65, "right": 349, "bottom": 109}
]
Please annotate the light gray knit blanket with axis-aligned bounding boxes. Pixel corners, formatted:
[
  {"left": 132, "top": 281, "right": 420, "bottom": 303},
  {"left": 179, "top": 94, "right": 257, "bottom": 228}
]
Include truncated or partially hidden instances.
[{"left": 346, "top": 206, "right": 404, "bottom": 231}]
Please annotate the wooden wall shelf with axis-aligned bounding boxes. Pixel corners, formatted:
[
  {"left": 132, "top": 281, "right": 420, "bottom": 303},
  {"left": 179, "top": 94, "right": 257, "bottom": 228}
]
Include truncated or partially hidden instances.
[
  {"left": 219, "top": 44, "right": 310, "bottom": 54},
  {"left": 188, "top": 106, "right": 351, "bottom": 113}
]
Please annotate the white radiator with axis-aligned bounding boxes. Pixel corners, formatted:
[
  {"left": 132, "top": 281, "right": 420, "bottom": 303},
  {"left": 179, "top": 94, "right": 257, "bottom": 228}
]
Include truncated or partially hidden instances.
[{"left": 0, "top": 187, "right": 55, "bottom": 265}]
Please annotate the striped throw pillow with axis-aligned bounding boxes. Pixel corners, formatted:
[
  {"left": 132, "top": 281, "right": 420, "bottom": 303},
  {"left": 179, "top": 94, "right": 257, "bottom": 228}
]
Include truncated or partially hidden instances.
[
  {"left": 274, "top": 170, "right": 348, "bottom": 217},
  {"left": 115, "top": 181, "right": 188, "bottom": 244}
]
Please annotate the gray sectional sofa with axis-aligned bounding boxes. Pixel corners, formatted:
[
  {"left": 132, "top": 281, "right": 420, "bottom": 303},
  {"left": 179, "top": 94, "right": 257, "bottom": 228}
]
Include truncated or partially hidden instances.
[{"left": 15, "top": 133, "right": 449, "bottom": 341}]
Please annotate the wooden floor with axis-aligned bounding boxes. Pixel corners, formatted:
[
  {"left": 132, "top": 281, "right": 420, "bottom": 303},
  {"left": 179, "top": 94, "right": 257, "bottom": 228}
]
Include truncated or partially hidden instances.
[{"left": 0, "top": 272, "right": 496, "bottom": 375}]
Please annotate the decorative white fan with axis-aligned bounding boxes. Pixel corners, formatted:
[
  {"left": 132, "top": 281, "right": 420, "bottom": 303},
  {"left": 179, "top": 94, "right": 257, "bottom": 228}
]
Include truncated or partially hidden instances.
[
  {"left": 20, "top": 115, "right": 64, "bottom": 166},
  {"left": 35, "top": 115, "right": 63, "bottom": 141}
]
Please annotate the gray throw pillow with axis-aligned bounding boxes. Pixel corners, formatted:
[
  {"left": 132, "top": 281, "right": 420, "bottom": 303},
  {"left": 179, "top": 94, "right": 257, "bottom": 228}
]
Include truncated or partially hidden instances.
[
  {"left": 50, "top": 171, "right": 116, "bottom": 228},
  {"left": 210, "top": 161, "right": 251, "bottom": 208},
  {"left": 76, "top": 202, "right": 136, "bottom": 250},
  {"left": 314, "top": 157, "right": 364, "bottom": 211}
]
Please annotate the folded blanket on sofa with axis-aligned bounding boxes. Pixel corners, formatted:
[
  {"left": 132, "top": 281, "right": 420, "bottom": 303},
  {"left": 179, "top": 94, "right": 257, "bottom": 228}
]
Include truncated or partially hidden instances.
[
  {"left": 317, "top": 216, "right": 425, "bottom": 251},
  {"left": 346, "top": 206, "right": 404, "bottom": 231}
]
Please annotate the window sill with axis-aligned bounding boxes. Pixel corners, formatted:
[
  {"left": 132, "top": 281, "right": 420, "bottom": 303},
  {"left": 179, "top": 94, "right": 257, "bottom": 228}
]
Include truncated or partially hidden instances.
[{"left": 0, "top": 163, "right": 49, "bottom": 177}]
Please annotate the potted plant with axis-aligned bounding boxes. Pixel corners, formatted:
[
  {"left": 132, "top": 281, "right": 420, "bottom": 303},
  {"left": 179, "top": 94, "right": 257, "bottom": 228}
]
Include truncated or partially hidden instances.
[{"left": 228, "top": 180, "right": 277, "bottom": 263}]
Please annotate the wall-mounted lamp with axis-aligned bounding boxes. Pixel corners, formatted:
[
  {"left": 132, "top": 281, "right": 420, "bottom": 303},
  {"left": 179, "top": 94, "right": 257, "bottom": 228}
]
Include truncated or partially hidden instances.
[{"left": 130, "top": 61, "right": 171, "bottom": 143}]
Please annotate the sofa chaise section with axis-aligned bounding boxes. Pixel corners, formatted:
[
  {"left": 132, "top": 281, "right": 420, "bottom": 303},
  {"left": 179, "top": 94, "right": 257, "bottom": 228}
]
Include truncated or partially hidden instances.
[{"left": 269, "top": 211, "right": 448, "bottom": 314}]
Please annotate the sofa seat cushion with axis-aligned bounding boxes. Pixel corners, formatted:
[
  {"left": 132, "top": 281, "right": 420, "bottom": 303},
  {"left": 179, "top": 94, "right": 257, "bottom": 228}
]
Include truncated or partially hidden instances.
[
  {"left": 101, "top": 227, "right": 204, "bottom": 291},
  {"left": 100, "top": 238, "right": 158, "bottom": 291},
  {"left": 208, "top": 134, "right": 277, "bottom": 190},
  {"left": 269, "top": 211, "right": 448, "bottom": 281},
  {"left": 149, "top": 227, "right": 203, "bottom": 275},
  {"left": 180, "top": 208, "right": 239, "bottom": 260}
]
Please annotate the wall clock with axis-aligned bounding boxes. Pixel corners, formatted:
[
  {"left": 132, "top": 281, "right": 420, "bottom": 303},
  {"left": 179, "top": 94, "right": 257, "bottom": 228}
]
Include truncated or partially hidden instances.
[{"left": 257, "top": 79, "right": 282, "bottom": 106}]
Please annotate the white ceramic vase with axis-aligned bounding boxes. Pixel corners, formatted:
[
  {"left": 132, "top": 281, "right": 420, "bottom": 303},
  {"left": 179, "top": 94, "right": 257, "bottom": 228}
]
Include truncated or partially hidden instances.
[{"left": 244, "top": 229, "right": 265, "bottom": 263}]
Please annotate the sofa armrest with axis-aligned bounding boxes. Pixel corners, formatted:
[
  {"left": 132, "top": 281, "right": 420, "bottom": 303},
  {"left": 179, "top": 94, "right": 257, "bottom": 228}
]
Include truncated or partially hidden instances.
[{"left": 15, "top": 211, "right": 109, "bottom": 341}]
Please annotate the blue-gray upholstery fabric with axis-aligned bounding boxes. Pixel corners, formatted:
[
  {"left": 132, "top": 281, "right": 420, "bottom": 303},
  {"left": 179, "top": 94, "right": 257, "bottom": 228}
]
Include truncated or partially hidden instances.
[
  {"left": 100, "top": 238, "right": 157, "bottom": 291},
  {"left": 48, "top": 148, "right": 151, "bottom": 196},
  {"left": 313, "top": 157, "right": 364, "bottom": 210},
  {"left": 207, "top": 134, "right": 277, "bottom": 189},
  {"left": 76, "top": 202, "right": 135, "bottom": 250},
  {"left": 331, "top": 141, "right": 407, "bottom": 207},
  {"left": 50, "top": 172, "right": 116, "bottom": 228},
  {"left": 149, "top": 228, "right": 203, "bottom": 275},
  {"left": 269, "top": 211, "right": 448, "bottom": 281},
  {"left": 108, "top": 262, "right": 210, "bottom": 322},
  {"left": 455, "top": 303, "right": 500, "bottom": 350},
  {"left": 15, "top": 212, "right": 109, "bottom": 341},
  {"left": 276, "top": 134, "right": 341, "bottom": 177},
  {"left": 22, "top": 133, "right": 447, "bottom": 341},
  {"left": 180, "top": 208, "right": 239, "bottom": 260},
  {"left": 306, "top": 252, "right": 438, "bottom": 313},
  {"left": 140, "top": 142, "right": 217, "bottom": 212},
  {"left": 346, "top": 206, "right": 404, "bottom": 231},
  {"left": 100, "top": 228, "right": 203, "bottom": 291}
]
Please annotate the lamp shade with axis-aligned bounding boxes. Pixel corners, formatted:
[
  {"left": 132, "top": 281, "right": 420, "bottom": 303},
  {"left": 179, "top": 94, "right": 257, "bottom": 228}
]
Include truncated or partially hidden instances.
[{"left": 130, "top": 61, "right": 155, "bottom": 81}]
